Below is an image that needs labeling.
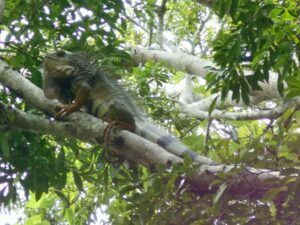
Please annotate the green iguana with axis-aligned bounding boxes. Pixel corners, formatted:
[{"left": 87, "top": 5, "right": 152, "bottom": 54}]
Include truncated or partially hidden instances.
[{"left": 43, "top": 50, "right": 212, "bottom": 164}]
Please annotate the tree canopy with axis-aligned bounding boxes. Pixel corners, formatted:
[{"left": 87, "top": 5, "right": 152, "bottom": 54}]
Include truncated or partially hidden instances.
[{"left": 0, "top": 0, "right": 299, "bottom": 224}]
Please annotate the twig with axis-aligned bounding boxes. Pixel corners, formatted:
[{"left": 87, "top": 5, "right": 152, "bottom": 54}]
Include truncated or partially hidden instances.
[{"left": 156, "top": 0, "right": 168, "bottom": 48}]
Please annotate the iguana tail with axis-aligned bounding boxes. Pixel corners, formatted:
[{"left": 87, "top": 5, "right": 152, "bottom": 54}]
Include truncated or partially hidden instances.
[{"left": 135, "top": 121, "right": 215, "bottom": 164}]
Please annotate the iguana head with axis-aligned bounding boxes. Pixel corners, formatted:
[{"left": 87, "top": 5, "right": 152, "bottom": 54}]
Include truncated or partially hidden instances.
[{"left": 44, "top": 50, "right": 96, "bottom": 78}]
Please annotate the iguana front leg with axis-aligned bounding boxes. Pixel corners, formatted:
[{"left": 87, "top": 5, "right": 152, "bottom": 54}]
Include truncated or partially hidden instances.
[{"left": 55, "top": 82, "right": 91, "bottom": 118}]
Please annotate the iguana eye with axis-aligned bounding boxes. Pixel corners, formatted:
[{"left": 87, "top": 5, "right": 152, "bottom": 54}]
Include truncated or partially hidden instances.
[
  {"left": 64, "top": 67, "right": 73, "bottom": 75},
  {"left": 56, "top": 51, "right": 66, "bottom": 57}
]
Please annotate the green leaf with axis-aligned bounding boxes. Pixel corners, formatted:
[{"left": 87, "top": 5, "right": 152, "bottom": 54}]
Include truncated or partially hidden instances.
[
  {"left": 65, "top": 207, "right": 74, "bottom": 224},
  {"left": 230, "top": 0, "right": 239, "bottom": 19},
  {"left": 212, "top": 183, "right": 228, "bottom": 214},
  {"left": 219, "top": 0, "right": 227, "bottom": 18},
  {"left": 55, "top": 149, "right": 65, "bottom": 172},
  {"left": 0, "top": 134, "right": 10, "bottom": 157},
  {"left": 269, "top": 202, "right": 276, "bottom": 217},
  {"left": 54, "top": 190, "right": 69, "bottom": 206},
  {"left": 53, "top": 173, "right": 67, "bottom": 190},
  {"left": 27, "top": 193, "right": 54, "bottom": 209},
  {"left": 264, "top": 186, "right": 287, "bottom": 200},
  {"left": 279, "top": 107, "right": 295, "bottom": 123},
  {"left": 281, "top": 9, "right": 295, "bottom": 21},
  {"left": 120, "top": 185, "right": 135, "bottom": 195},
  {"left": 277, "top": 78, "right": 284, "bottom": 97},
  {"left": 208, "top": 95, "right": 219, "bottom": 116},
  {"left": 241, "top": 80, "right": 250, "bottom": 105},
  {"left": 24, "top": 215, "right": 42, "bottom": 225},
  {"left": 0, "top": 25, "right": 11, "bottom": 33},
  {"left": 231, "top": 84, "right": 240, "bottom": 102},
  {"left": 39, "top": 221, "right": 51, "bottom": 225},
  {"left": 35, "top": 189, "right": 43, "bottom": 201},
  {"left": 73, "top": 171, "right": 84, "bottom": 192},
  {"left": 274, "top": 54, "right": 288, "bottom": 70},
  {"left": 183, "top": 135, "right": 205, "bottom": 151}
]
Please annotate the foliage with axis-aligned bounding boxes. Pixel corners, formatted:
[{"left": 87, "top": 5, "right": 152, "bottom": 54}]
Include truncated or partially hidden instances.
[
  {"left": 207, "top": 0, "right": 299, "bottom": 103},
  {"left": 0, "top": 0, "right": 299, "bottom": 224}
]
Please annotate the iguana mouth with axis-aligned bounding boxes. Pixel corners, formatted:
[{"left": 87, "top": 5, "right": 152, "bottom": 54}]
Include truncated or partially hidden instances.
[{"left": 44, "top": 55, "right": 71, "bottom": 70}]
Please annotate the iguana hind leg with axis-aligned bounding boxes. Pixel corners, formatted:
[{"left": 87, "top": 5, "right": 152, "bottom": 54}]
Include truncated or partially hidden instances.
[
  {"left": 103, "top": 121, "right": 135, "bottom": 147},
  {"left": 103, "top": 104, "right": 136, "bottom": 147}
]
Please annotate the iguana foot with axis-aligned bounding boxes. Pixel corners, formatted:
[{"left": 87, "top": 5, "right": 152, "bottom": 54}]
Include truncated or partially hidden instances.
[
  {"left": 55, "top": 104, "right": 78, "bottom": 118},
  {"left": 103, "top": 121, "right": 135, "bottom": 147}
]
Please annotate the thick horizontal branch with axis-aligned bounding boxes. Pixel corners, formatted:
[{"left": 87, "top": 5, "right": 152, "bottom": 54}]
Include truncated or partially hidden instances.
[
  {"left": 190, "top": 165, "right": 284, "bottom": 199},
  {"left": 0, "top": 60, "right": 182, "bottom": 166},
  {"left": 129, "top": 47, "right": 213, "bottom": 78},
  {"left": 0, "top": 59, "right": 286, "bottom": 200},
  {"left": 0, "top": 61, "right": 57, "bottom": 114},
  {"left": 0, "top": 102, "right": 182, "bottom": 166},
  {"left": 0, "top": 102, "right": 104, "bottom": 143},
  {"left": 0, "top": 103, "right": 284, "bottom": 199}
]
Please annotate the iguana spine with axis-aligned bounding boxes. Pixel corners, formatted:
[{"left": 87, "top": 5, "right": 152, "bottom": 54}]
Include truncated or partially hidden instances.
[{"left": 43, "top": 50, "right": 213, "bottom": 164}]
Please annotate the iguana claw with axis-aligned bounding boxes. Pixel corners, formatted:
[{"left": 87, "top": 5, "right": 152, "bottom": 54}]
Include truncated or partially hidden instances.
[
  {"left": 103, "top": 121, "right": 135, "bottom": 147},
  {"left": 55, "top": 104, "right": 77, "bottom": 118}
]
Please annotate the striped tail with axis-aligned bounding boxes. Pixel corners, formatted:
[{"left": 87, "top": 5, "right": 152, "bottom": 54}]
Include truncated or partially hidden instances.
[{"left": 135, "top": 120, "right": 215, "bottom": 165}]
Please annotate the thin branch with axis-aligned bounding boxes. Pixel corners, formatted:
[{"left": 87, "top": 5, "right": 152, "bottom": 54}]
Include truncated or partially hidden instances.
[
  {"left": 191, "top": 10, "right": 212, "bottom": 55},
  {"left": 180, "top": 100, "right": 300, "bottom": 120},
  {"left": 156, "top": 0, "right": 168, "bottom": 48},
  {"left": 124, "top": 13, "right": 148, "bottom": 32},
  {"left": 204, "top": 118, "right": 212, "bottom": 155}
]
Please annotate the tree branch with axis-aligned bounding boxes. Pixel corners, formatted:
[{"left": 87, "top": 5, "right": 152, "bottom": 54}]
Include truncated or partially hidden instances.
[
  {"left": 180, "top": 98, "right": 300, "bottom": 120},
  {"left": 0, "top": 59, "right": 287, "bottom": 200},
  {"left": 128, "top": 47, "right": 282, "bottom": 110},
  {"left": 191, "top": 9, "right": 212, "bottom": 55},
  {"left": 195, "top": 0, "right": 214, "bottom": 8},
  {"left": 155, "top": 0, "right": 168, "bottom": 48},
  {"left": 0, "top": 101, "right": 183, "bottom": 167},
  {"left": 129, "top": 47, "right": 213, "bottom": 77},
  {"left": 0, "top": 61, "right": 182, "bottom": 166},
  {"left": 178, "top": 75, "right": 195, "bottom": 104}
]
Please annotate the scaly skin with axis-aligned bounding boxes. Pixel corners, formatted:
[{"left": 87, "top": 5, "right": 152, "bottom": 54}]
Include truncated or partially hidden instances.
[{"left": 43, "top": 50, "right": 215, "bottom": 164}]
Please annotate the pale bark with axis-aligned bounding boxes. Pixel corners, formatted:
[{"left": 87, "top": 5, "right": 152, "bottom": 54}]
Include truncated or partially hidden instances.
[
  {"left": 195, "top": 0, "right": 214, "bottom": 8},
  {"left": 178, "top": 75, "right": 195, "bottom": 104},
  {"left": 181, "top": 98, "right": 300, "bottom": 120},
  {"left": 0, "top": 59, "right": 286, "bottom": 200},
  {"left": 128, "top": 47, "right": 287, "bottom": 120},
  {"left": 129, "top": 47, "right": 213, "bottom": 78},
  {"left": 155, "top": 0, "right": 167, "bottom": 48}
]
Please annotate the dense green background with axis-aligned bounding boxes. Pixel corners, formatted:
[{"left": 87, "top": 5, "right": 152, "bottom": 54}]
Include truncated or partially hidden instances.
[{"left": 0, "top": 0, "right": 299, "bottom": 224}]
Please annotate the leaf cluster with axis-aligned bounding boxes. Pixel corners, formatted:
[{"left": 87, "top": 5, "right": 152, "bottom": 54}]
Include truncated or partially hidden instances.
[{"left": 207, "top": 0, "right": 299, "bottom": 103}]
